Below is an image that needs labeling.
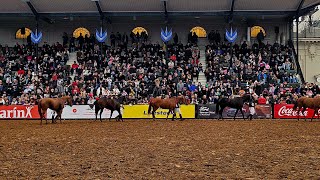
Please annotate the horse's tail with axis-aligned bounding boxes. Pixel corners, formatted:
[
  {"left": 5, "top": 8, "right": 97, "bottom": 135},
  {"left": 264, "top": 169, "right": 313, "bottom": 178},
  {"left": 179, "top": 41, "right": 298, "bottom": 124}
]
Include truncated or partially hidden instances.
[{"left": 38, "top": 99, "right": 42, "bottom": 116}]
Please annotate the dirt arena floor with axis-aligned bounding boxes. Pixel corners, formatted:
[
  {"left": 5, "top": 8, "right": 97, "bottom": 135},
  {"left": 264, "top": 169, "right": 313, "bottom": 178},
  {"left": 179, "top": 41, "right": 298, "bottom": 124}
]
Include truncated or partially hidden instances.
[{"left": 0, "top": 119, "right": 320, "bottom": 179}]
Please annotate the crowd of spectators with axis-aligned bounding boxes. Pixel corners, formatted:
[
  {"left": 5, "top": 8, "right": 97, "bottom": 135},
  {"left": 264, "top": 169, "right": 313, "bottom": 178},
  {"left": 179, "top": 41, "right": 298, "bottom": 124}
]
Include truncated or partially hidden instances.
[{"left": 0, "top": 31, "right": 316, "bottom": 106}]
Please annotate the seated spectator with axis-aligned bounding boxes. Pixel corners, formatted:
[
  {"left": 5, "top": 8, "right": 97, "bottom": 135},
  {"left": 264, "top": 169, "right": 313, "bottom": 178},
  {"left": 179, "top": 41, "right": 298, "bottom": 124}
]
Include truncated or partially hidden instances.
[{"left": 258, "top": 95, "right": 267, "bottom": 104}]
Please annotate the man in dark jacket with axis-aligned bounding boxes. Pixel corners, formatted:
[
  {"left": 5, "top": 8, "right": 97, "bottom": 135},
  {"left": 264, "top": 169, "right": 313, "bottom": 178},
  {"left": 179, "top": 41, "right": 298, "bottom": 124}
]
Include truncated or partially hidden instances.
[{"left": 152, "top": 79, "right": 163, "bottom": 98}]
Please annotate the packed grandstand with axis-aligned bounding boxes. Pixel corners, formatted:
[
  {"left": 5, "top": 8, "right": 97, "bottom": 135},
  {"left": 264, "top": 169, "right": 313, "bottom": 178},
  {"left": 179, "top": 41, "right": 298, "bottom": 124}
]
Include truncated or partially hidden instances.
[{"left": 1, "top": 31, "right": 317, "bottom": 107}]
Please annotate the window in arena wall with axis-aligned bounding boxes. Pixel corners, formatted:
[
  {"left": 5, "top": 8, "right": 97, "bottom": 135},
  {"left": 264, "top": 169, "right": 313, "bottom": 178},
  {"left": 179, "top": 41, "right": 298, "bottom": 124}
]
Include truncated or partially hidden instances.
[
  {"left": 251, "top": 26, "right": 266, "bottom": 38},
  {"left": 190, "top": 26, "right": 207, "bottom": 38},
  {"left": 15, "top": 28, "right": 32, "bottom": 39},
  {"left": 73, "top": 27, "right": 90, "bottom": 38},
  {"left": 132, "top": 27, "right": 148, "bottom": 35}
]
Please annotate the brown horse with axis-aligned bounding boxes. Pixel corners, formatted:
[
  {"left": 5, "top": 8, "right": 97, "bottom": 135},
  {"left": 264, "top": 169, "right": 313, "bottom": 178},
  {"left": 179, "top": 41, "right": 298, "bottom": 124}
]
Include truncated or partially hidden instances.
[
  {"left": 292, "top": 95, "right": 320, "bottom": 121},
  {"left": 38, "top": 96, "right": 73, "bottom": 124},
  {"left": 90, "top": 97, "right": 123, "bottom": 122},
  {"left": 148, "top": 96, "right": 190, "bottom": 121}
]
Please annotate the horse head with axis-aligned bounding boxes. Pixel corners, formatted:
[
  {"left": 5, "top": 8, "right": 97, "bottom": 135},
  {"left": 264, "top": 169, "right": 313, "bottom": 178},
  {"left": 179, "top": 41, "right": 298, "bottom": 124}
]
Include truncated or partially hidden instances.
[
  {"left": 62, "top": 96, "right": 73, "bottom": 107},
  {"left": 242, "top": 94, "right": 251, "bottom": 102},
  {"left": 177, "top": 96, "right": 190, "bottom": 105}
]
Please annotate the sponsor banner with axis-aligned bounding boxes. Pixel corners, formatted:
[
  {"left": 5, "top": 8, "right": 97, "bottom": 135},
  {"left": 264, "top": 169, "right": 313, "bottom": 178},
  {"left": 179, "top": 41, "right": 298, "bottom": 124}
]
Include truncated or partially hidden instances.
[
  {"left": 47, "top": 105, "right": 121, "bottom": 119},
  {"left": 0, "top": 105, "right": 40, "bottom": 119},
  {"left": 197, "top": 104, "right": 217, "bottom": 118},
  {"left": 197, "top": 104, "right": 272, "bottom": 119},
  {"left": 122, "top": 105, "right": 195, "bottom": 119},
  {"left": 274, "top": 104, "right": 320, "bottom": 119}
]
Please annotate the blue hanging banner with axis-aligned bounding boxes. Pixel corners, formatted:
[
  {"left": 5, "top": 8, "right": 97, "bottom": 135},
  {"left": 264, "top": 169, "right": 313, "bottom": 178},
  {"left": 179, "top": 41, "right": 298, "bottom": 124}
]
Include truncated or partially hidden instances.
[
  {"left": 161, "top": 27, "right": 173, "bottom": 43},
  {"left": 225, "top": 27, "right": 237, "bottom": 43},
  {"left": 31, "top": 29, "right": 42, "bottom": 44},
  {"left": 95, "top": 27, "right": 107, "bottom": 43}
]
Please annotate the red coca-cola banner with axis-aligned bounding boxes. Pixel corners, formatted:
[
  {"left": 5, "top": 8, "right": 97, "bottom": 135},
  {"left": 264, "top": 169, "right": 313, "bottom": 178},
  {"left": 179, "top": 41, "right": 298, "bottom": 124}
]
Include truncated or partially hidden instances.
[
  {"left": 0, "top": 105, "right": 40, "bottom": 119},
  {"left": 274, "top": 104, "right": 320, "bottom": 119}
]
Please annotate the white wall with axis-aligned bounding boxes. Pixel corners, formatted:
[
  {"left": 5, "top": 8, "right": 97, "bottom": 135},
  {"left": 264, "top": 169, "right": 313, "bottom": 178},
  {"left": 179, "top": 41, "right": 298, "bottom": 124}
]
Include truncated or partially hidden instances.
[
  {"left": 296, "top": 38, "right": 320, "bottom": 83},
  {"left": 0, "top": 16, "right": 289, "bottom": 46}
]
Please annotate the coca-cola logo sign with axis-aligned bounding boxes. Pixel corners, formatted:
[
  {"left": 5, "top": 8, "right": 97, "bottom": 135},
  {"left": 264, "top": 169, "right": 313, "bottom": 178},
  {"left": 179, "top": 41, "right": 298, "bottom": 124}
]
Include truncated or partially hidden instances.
[
  {"left": 274, "top": 104, "right": 320, "bottom": 119},
  {"left": 277, "top": 106, "right": 308, "bottom": 117}
]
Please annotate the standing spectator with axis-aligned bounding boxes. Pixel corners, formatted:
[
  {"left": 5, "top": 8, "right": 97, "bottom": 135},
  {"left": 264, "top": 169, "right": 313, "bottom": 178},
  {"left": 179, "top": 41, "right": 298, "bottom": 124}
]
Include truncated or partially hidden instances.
[
  {"left": 192, "top": 32, "right": 198, "bottom": 44},
  {"left": 173, "top": 33, "right": 179, "bottom": 44},
  {"left": 77, "top": 33, "right": 84, "bottom": 49},
  {"left": 257, "top": 30, "right": 264, "bottom": 46},
  {"left": 152, "top": 79, "right": 163, "bottom": 98},
  {"left": 62, "top": 32, "right": 69, "bottom": 47},
  {"left": 110, "top": 32, "right": 116, "bottom": 47}
]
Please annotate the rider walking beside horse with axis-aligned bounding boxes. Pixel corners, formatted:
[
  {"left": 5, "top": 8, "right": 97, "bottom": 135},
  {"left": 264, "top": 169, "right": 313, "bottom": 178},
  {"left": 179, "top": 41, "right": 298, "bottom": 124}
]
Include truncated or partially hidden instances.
[
  {"left": 148, "top": 95, "right": 190, "bottom": 121},
  {"left": 216, "top": 92, "right": 256, "bottom": 120}
]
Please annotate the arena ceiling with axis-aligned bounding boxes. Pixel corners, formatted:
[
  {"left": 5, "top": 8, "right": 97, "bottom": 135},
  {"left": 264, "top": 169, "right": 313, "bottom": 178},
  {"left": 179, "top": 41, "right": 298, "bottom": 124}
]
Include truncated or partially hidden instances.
[{"left": 0, "top": 0, "right": 319, "bottom": 17}]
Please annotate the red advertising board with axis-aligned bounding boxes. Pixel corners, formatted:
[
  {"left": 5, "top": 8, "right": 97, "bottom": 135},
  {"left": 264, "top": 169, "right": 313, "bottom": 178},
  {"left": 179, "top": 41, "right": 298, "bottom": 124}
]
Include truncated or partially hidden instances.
[
  {"left": 0, "top": 105, "right": 40, "bottom": 119},
  {"left": 274, "top": 104, "right": 320, "bottom": 119}
]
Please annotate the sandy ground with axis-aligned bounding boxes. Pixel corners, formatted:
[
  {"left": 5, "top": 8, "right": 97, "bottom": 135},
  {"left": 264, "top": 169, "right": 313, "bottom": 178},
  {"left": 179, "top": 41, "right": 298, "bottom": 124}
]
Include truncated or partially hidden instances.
[{"left": 0, "top": 119, "right": 320, "bottom": 179}]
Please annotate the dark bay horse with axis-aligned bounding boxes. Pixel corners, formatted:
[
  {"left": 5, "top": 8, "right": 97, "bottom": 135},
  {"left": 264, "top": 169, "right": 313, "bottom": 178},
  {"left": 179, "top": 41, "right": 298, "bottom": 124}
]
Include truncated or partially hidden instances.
[
  {"left": 216, "top": 94, "right": 253, "bottom": 120},
  {"left": 293, "top": 95, "right": 320, "bottom": 121},
  {"left": 148, "top": 96, "right": 190, "bottom": 121},
  {"left": 38, "top": 96, "right": 73, "bottom": 124},
  {"left": 90, "top": 98, "right": 123, "bottom": 122}
]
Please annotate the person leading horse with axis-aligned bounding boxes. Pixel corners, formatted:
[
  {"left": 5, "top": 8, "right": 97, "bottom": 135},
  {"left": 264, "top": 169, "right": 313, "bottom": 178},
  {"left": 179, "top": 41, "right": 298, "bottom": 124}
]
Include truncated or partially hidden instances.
[
  {"left": 216, "top": 93, "right": 256, "bottom": 120},
  {"left": 148, "top": 95, "right": 190, "bottom": 121}
]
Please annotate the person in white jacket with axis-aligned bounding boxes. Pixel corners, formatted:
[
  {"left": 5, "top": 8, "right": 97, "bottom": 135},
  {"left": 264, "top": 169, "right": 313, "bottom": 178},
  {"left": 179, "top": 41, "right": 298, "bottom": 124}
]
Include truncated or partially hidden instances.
[
  {"left": 0, "top": 97, "right": 5, "bottom": 105},
  {"left": 96, "top": 85, "right": 105, "bottom": 97}
]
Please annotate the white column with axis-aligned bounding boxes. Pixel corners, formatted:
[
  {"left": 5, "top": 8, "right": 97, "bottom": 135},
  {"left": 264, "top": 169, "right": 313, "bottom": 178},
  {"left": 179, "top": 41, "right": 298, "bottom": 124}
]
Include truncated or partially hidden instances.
[{"left": 247, "top": 27, "right": 251, "bottom": 43}]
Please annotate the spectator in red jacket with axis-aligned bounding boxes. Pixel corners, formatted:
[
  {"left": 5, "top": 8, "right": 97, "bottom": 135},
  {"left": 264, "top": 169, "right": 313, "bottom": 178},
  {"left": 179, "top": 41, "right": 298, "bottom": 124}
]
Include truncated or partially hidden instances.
[
  {"left": 170, "top": 54, "right": 177, "bottom": 61},
  {"left": 258, "top": 94, "right": 267, "bottom": 104},
  {"left": 17, "top": 68, "right": 25, "bottom": 75}
]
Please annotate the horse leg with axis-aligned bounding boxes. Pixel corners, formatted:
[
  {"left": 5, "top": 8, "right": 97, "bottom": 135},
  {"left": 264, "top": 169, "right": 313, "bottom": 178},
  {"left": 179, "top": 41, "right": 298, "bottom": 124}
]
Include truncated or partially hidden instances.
[
  {"left": 311, "top": 108, "right": 317, "bottom": 122},
  {"left": 118, "top": 109, "right": 123, "bottom": 122},
  {"left": 39, "top": 109, "right": 43, "bottom": 125},
  {"left": 152, "top": 107, "right": 159, "bottom": 121},
  {"left": 58, "top": 110, "right": 63, "bottom": 123},
  {"left": 95, "top": 107, "right": 100, "bottom": 121},
  {"left": 54, "top": 111, "right": 60, "bottom": 124},
  {"left": 301, "top": 107, "right": 307, "bottom": 121},
  {"left": 109, "top": 110, "right": 113, "bottom": 121},
  {"left": 166, "top": 110, "right": 170, "bottom": 120},
  {"left": 99, "top": 109, "right": 103, "bottom": 122},
  {"left": 234, "top": 109, "right": 239, "bottom": 121}
]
